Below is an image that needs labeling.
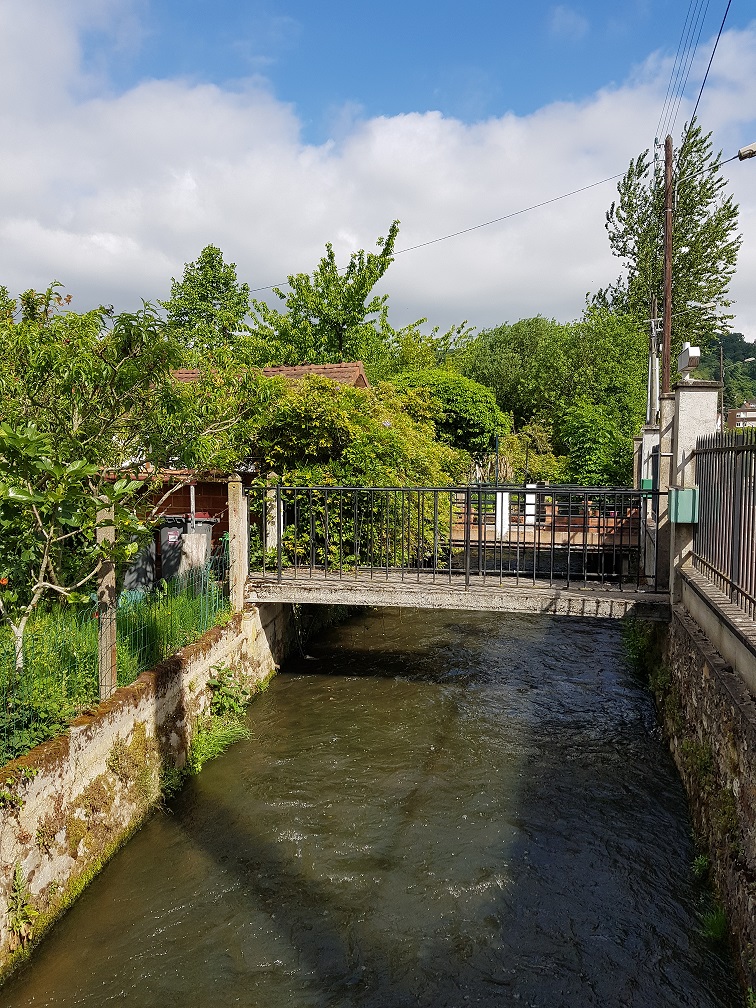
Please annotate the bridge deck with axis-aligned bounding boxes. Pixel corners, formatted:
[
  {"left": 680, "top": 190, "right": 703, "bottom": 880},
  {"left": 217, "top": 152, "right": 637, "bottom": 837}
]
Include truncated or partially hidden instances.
[{"left": 247, "top": 571, "right": 670, "bottom": 621}]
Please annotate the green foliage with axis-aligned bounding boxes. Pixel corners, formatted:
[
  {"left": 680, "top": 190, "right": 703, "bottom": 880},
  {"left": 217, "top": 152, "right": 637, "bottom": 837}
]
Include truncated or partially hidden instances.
[
  {"left": 696, "top": 331, "right": 756, "bottom": 413},
  {"left": 698, "top": 904, "right": 729, "bottom": 943},
  {"left": 691, "top": 854, "right": 710, "bottom": 881},
  {"left": 7, "top": 864, "right": 37, "bottom": 947},
  {"left": 0, "top": 294, "right": 184, "bottom": 648},
  {"left": 244, "top": 222, "right": 402, "bottom": 376},
  {"left": 390, "top": 369, "right": 510, "bottom": 460},
  {"left": 0, "top": 571, "right": 230, "bottom": 766},
  {"left": 161, "top": 245, "right": 251, "bottom": 357},
  {"left": 455, "top": 307, "right": 647, "bottom": 484},
  {"left": 187, "top": 716, "right": 250, "bottom": 775},
  {"left": 602, "top": 120, "right": 741, "bottom": 356},
  {"left": 207, "top": 665, "right": 252, "bottom": 718},
  {"left": 253, "top": 375, "right": 467, "bottom": 486}
]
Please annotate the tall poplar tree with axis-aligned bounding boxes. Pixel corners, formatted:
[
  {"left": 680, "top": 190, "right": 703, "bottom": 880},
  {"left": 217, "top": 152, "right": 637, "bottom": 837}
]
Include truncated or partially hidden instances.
[
  {"left": 161, "top": 245, "right": 250, "bottom": 357},
  {"left": 602, "top": 120, "right": 741, "bottom": 354}
]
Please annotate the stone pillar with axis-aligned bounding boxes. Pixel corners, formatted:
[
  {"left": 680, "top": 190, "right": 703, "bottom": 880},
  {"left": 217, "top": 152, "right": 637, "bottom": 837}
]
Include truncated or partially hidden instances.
[
  {"left": 228, "top": 474, "right": 249, "bottom": 613},
  {"left": 668, "top": 380, "right": 720, "bottom": 601},
  {"left": 96, "top": 508, "right": 117, "bottom": 699},
  {"left": 632, "top": 436, "right": 643, "bottom": 488}
]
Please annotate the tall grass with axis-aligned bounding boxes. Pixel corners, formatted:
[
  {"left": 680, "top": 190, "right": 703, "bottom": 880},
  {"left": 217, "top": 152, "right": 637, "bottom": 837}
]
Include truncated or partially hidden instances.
[{"left": 0, "top": 568, "right": 230, "bottom": 766}]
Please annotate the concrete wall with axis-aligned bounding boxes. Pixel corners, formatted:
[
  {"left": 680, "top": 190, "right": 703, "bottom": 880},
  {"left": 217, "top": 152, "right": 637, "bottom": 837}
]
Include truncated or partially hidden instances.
[
  {"left": 656, "top": 607, "right": 756, "bottom": 988},
  {"left": 0, "top": 603, "right": 293, "bottom": 981}
]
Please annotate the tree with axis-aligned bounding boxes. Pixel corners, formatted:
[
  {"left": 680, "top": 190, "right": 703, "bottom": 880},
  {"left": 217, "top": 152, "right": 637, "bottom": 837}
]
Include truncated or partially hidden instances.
[
  {"left": 603, "top": 120, "right": 741, "bottom": 355},
  {"left": 453, "top": 307, "right": 648, "bottom": 485},
  {"left": 251, "top": 375, "right": 467, "bottom": 487},
  {"left": 243, "top": 222, "right": 402, "bottom": 376},
  {"left": 390, "top": 370, "right": 510, "bottom": 461},
  {"left": 161, "top": 245, "right": 250, "bottom": 356},
  {"left": 0, "top": 297, "right": 183, "bottom": 667}
]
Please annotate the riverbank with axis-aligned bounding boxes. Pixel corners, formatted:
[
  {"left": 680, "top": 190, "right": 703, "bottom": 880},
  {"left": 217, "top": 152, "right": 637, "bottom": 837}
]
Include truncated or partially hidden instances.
[
  {"left": 0, "top": 603, "right": 294, "bottom": 982},
  {"left": 630, "top": 608, "right": 756, "bottom": 996}
]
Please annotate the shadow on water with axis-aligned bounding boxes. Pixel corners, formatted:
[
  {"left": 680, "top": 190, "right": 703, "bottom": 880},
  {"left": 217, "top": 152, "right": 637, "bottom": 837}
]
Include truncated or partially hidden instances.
[{"left": 0, "top": 609, "right": 742, "bottom": 1008}]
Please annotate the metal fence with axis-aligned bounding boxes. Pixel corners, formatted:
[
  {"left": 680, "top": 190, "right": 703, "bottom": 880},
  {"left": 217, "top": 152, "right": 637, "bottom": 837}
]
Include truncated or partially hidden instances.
[
  {"left": 0, "top": 562, "right": 230, "bottom": 768},
  {"left": 250, "top": 485, "right": 664, "bottom": 593},
  {"left": 693, "top": 429, "right": 756, "bottom": 618}
]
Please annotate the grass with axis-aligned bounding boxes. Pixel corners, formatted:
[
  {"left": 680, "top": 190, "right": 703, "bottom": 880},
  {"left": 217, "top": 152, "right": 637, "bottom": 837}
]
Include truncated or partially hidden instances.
[
  {"left": 698, "top": 904, "right": 729, "bottom": 943},
  {"left": 0, "top": 569, "right": 231, "bottom": 767},
  {"left": 187, "top": 716, "right": 251, "bottom": 775}
]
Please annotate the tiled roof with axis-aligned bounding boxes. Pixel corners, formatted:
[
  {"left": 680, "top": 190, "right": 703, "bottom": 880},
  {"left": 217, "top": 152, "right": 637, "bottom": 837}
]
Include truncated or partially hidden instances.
[
  {"left": 172, "top": 362, "right": 369, "bottom": 387},
  {"left": 261, "top": 362, "right": 369, "bottom": 387}
]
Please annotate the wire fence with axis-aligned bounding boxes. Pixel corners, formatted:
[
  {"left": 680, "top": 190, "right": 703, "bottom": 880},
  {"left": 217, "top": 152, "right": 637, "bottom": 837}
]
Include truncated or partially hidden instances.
[
  {"left": 0, "top": 558, "right": 230, "bottom": 768},
  {"left": 693, "top": 429, "right": 756, "bottom": 618}
]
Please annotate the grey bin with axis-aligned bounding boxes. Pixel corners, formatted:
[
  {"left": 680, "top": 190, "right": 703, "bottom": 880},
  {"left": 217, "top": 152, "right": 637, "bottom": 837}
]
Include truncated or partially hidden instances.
[{"left": 159, "top": 517, "right": 187, "bottom": 581}]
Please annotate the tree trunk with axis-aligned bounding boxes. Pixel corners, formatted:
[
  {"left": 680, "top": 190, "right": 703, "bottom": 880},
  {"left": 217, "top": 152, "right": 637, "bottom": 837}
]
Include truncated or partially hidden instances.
[{"left": 11, "top": 618, "right": 26, "bottom": 674}]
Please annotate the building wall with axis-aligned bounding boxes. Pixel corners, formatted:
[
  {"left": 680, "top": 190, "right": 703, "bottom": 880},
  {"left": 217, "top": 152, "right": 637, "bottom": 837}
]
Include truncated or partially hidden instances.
[{"left": 0, "top": 603, "right": 293, "bottom": 981}]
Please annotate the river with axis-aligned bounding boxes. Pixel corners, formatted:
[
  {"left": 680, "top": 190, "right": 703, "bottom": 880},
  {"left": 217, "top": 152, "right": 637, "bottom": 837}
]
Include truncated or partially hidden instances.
[{"left": 0, "top": 609, "right": 740, "bottom": 1007}]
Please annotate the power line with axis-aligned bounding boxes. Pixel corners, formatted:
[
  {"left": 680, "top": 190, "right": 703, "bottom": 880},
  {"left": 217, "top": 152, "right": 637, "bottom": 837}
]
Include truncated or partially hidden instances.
[
  {"left": 248, "top": 173, "right": 624, "bottom": 294},
  {"left": 689, "top": 0, "right": 733, "bottom": 125},
  {"left": 667, "top": 0, "right": 711, "bottom": 137}
]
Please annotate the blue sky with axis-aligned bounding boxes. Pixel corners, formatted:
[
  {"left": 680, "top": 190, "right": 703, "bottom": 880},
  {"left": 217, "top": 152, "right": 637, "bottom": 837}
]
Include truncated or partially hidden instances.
[
  {"left": 89, "top": 0, "right": 753, "bottom": 140},
  {"left": 1, "top": 1, "right": 755, "bottom": 336}
]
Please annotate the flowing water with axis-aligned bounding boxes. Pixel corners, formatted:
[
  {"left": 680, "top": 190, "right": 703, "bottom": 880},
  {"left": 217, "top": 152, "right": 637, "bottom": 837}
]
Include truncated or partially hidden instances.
[{"left": 0, "top": 609, "right": 741, "bottom": 1007}]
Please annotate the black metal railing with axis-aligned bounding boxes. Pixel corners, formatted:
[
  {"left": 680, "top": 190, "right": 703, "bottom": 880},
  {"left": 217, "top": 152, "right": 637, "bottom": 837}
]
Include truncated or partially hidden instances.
[
  {"left": 249, "top": 485, "right": 665, "bottom": 592},
  {"left": 693, "top": 430, "right": 756, "bottom": 618}
]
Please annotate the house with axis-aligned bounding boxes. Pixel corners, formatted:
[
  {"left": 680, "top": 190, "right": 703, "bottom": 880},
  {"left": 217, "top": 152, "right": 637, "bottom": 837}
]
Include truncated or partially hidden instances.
[{"left": 726, "top": 401, "right": 756, "bottom": 430}]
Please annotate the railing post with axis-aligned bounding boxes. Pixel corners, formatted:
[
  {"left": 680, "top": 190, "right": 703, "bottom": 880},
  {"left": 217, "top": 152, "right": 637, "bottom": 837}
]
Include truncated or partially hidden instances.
[
  {"left": 276, "top": 485, "right": 283, "bottom": 579},
  {"left": 96, "top": 507, "right": 117, "bottom": 699},
  {"left": 668, "top": 380, "right": 719, "bottom": 602},
  {"left": 228, "top": 473, "right": 249, "bottom": 613}
]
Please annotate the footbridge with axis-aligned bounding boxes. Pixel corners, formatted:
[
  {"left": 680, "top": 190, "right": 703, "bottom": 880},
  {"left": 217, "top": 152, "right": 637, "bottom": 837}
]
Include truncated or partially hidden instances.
[{"left": 245, "top": 485, "right": 670, "bottom": 620}]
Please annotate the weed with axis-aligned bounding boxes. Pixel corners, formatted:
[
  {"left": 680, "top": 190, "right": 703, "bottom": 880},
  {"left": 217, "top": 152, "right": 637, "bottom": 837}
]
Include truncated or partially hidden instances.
[
  {"left": 691, "top": 854, "right": 710, "bottom": 881},
  {"left": 699, "top": 904, "right": 729, "bottom": 943},
  {"left": 747, "top": 988, "right": 756, "bottom": 1008},
  {"left": 0, "top": 788, "right": 23, "bottom": 810},
  {"left": 187, "top": 716, "right": 250, "bottom": 775},
  {"left": 207, "top": 665, "right": 252, "bottom": 718},
  {"left": 680, "top": 738, "right": 716, "bottom": 785},
  {"left": 7, "top": 864, "right": 37, "bottom": 950},
  {"left": 159, "top": 764, "right": 185, "bottom": 799}
]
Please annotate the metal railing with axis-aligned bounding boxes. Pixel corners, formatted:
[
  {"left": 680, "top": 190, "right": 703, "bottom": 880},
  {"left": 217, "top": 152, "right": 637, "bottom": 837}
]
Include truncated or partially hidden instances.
[
  {"left": 250, "top": 485, "right": 665, "bottom": 593},
  {"left": 693, "top": 429, "right": 756, "bottom": 618}
]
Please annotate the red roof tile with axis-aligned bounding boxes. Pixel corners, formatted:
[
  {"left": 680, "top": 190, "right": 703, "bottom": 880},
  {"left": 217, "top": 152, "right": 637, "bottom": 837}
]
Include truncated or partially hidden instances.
[{"left": 261, "top": 362, "right": 369, "bottom": 387}]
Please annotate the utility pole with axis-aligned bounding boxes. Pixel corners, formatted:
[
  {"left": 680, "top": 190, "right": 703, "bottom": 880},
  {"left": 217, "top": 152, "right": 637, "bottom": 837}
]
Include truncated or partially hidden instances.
[
  {"left": 662, "top": 134, "right": 674, "bottom": 394},
  {"left": 647, "top": 293, "right": 659, "bottom": 424}
]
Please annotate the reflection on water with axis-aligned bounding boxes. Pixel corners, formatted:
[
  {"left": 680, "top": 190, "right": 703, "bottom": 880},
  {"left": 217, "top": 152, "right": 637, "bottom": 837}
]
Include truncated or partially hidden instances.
[{"left": 0, "top": 609, "right": 740, "bottom": 1007}]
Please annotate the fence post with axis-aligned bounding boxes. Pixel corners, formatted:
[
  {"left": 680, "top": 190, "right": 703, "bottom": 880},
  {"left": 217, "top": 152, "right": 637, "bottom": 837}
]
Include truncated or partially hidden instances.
[
  {"left": 668, "top": 380, "right": 719, "bottom": 602},
  {"left": 228, "top": 474, "right": 248, "bottom": 613},
  {"left": 96, "top": 507, "right": 117, "bottom": 699}
]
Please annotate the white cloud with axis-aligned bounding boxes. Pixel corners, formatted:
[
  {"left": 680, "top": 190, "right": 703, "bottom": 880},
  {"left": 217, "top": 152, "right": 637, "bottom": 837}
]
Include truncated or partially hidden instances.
[
  {"left": 548, "top": 5, "right": 590, "bottom": 42},
  {"left": 0, "top": 2, "right": 755, "bottom": 341}
]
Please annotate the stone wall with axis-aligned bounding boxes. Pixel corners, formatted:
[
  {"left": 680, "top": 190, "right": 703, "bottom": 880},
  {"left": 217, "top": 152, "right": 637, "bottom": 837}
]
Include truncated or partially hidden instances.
[
  {"left": 0, "top": 602, "right": 293, "bottom": 981},
  {"left": 658, "top": 606, "right": 756, "bottom": 988}
]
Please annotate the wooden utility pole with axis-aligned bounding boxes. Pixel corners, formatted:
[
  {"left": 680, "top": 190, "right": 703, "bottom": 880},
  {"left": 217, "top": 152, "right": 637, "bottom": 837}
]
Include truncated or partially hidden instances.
[{"left": 662, "top": 134, "right": 674, "bottom": 394}]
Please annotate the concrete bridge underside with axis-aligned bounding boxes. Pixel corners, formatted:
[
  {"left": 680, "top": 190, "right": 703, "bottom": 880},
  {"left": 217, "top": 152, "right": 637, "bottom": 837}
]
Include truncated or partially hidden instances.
[{"left": 247, "top": 573, "right": 670, "bottom": 621}]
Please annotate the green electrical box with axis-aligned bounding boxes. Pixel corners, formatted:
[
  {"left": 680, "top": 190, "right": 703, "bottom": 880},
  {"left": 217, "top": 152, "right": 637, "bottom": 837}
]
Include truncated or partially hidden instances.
[
  {"left": 640, "top": 478, "right": 654, "bottom": 490},
  {"left": 669, "top": 486, "right": 699, "bottom": 524}
]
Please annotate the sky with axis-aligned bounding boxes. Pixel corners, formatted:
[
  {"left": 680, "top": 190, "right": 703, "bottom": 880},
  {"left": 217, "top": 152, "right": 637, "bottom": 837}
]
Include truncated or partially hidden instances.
[{"left": 0, "top": 0, "right": 755, "bottom": 338}]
